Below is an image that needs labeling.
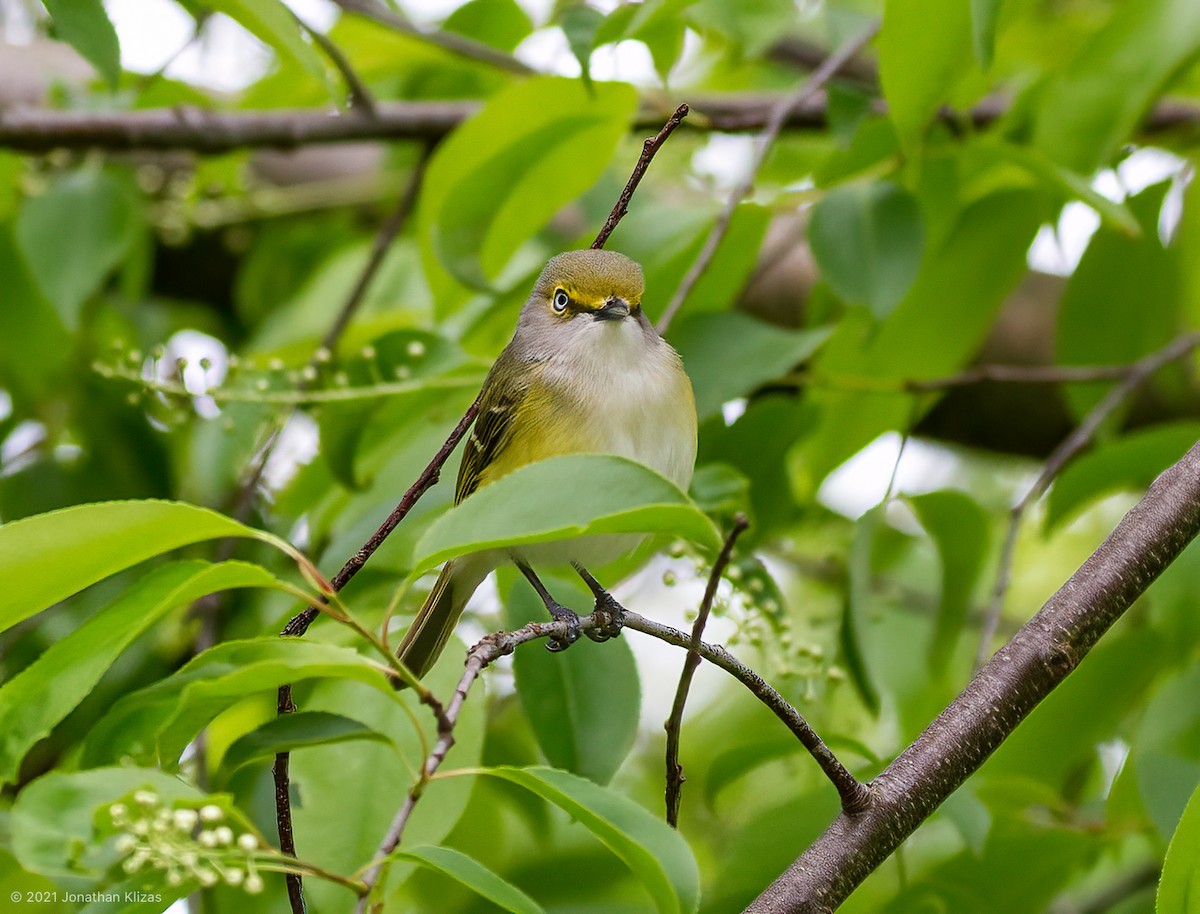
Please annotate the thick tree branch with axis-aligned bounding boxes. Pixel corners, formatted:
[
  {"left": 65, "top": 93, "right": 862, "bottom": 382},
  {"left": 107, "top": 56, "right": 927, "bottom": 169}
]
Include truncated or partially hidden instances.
[
  {"left": 665, "top": 515, "right": 749, "bottom": 826},
  {"left": 747, "top": 439, "right": 1200, "bottom": 914},
  {"left": 976, "top": 331, "right": 1200, "bottom": 666},
  {"left": 4, "top": 95, "right": 1195, "bottom": 155},
  {"left": 655, "top": 21, "right": 882, "bottom": 335}
]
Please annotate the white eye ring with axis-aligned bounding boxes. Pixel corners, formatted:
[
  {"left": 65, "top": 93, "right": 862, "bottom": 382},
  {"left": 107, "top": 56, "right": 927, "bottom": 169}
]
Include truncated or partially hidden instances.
[{"left": 552, "top": 290, "right": 569, "bottom": 312}]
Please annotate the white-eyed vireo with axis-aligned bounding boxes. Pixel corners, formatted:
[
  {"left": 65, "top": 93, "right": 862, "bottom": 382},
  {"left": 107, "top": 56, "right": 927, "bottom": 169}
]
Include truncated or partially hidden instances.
[{"left": 396, "top": 249, "right": 697, "bottom": 678}]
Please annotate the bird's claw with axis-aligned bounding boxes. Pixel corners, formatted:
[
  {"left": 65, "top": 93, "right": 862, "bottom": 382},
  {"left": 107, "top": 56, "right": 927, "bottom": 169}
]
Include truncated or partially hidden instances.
[
  {"left": 586, "top": 593, "right": 625, "bottom": 643},
  {"left": 546, "top": 603, "right": 582, "bottom": 652}
]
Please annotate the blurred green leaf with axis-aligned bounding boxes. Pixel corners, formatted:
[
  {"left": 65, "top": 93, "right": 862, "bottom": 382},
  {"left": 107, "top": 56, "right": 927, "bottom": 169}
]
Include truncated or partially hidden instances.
[
  {"left": 485, "top": 766, "right": 700, "bottom": 914},
  {"left": 506, "top": 577, "right": 640, "bottom": 785},
  {"left": 809, "top": 181, "right": 925, "bottom": 320},
  {"left": 908, "top": 490, "right": 990, "bottom": 675},
  {"left": 1132, "top": 666, "right": 1200, "bottom": 840},
  {"left": 970, "top": 0, "right": 1003, "bottom": 69},
  {"left": 560, "top": 4, "right": 605, "bottom": 85},
  {"left": 41, "top": 0, "right": 121, "bottom": 88},
  {"left": 843, "top": 506, "right": 882, "bottom": 714},
  {"left": 1046, "top": 423, "right": 1200, "bottom": 531},
  {"left": 0, "top": 225, "right": 71, "bottom": 400},
  {"left": 0, "top": 500, "right": 281, "bottom": 634},
  {"left": 80, "top": 639, "right": 399, "bottom": 768},
  {"left": 215, "top": 711, "right": 391, "bottom": 785},
  {"left": 1032, "top": 0, "right": 1200, "bottom": 173},
  {"left": 392, "top": 845, "right": 546, "bottom": 914},
  {"left": 688, "top": 462, "right": 750, "bottom": 517},
  {"left": 1157, "top": 781, "right": 1200, "bottom": 914},
  {"left": 207, "top": 0, "right": 329, "bottom": 86},
  {"left": 413, "top": 455, "right": 721, "bottom": 572},
  {"left": 672, "top": 312, "right": 832, "bottom": 420},
  {"left": 15, "top": 169, "right": 141, "bottom": 329},
  {"left": 0, "top": 560, "right": 280, "bottom": 784},
  {"left": 419, "top": 77, "right": 636, "bottom": 298},
  {"left": 443, "top": 0, "right": 533, "bottom": 51}
]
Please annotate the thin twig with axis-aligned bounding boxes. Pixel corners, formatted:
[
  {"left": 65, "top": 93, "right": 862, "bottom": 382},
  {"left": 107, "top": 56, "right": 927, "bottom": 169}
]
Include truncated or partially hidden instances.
[
  {"left": 592, "top": 103, "right": 689, "bottom": 250},
  {"left": 330, "top": 0, "right": 534, "bottom": 76},
  {"left": 655, "top": 21, "right": 882, "bottom": 335},
  {"left": 748, "top": 439, "right": 1200, "bottom": 914},
  {"left": 354, "top": 597, "right": 866, "bottom": 909},
  {"left": 293, "top": 12, "right": 377, "bottom": 113},
  {"left": 665, "top": 515, "right": 749, "bottom": 826},
  {"left": 975, "top": 331, "right": 1200, "bottom": 669}
]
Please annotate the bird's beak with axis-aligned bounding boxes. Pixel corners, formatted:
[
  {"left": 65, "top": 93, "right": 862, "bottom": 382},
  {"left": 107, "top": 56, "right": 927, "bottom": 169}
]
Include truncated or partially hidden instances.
[{"left": 593, "top": 298, "right": 631, "bottom": 322}]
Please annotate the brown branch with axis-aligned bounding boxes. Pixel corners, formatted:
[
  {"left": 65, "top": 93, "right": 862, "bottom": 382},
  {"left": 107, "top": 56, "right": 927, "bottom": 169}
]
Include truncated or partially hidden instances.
[
  {"left": 747, "top": 439, "right": 1200, "bottom": 914},
  {"left": 293, "top": 12, "right": 376, "bottom": 114},
  {"left": 3, "top": 95, "right": 1197, "bottom": 154},
  {"left": 665, "top": 515, "right": 749, "bottom": 826},
  {"left": 330, "top": 0, "right": 533, "bottom": 76},
  {"left": 767, "top": 36, "right": 878, "bottom": 87},
  {"left": 655, "top": 21, "right": 882, "bottom": 335},
  {"left": 975, "top": 331, "right": 1200, "bottom": 667},
  {"left": 592, "top": 103, "right": 689, "bottom": 250}
]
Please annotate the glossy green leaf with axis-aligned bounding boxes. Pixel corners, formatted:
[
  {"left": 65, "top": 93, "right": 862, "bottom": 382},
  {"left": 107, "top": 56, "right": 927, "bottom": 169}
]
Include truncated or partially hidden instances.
[
  {"left": 11, "top": 767, "right": 204, "bottom": 877},
  {"left": 809, "top": 181, "right": 924, "bottom": 320},
  {"left": 392, "top": 845, "right": 545, "bottom": 914},
  {"left": 80, "top": 639, "right": 398, "bottom": 768},
  {"left": 215, "top": 711, "right": 391, "bottom": 785},
  {"left": 207, "top": 0, "right": 328, "bottom": 84},
  {"left": 413, "top": 455, "right": 720, "bottom": 572},
  {"left": 41, "top": 0, "right": 121, "bottom": 87},
  {"left": 672, "top": 312, "right": 832, "bottom": 420},
  {"left": 1158, "top": 782, "right": 1200, "bottom": 914},
  {"left": 485, "top": 766, "right": 700, "bottom": 914},
  {"left": 419, "top": 77, "right": 636, "bottom": 297},
  {"left": 879, "top": 0, "right": 972, "bottom": 147},
  {"left": 842, "top": 506, "right": 882, "bottom": 713},
  {"left": 506, "top": 577, "right": 640, "bottom": 785},
  {"left": 15, "top": 169, "right": 141, "bottom": 328},
  {"left": 1058, "top": 183, "right": 1182, "bottom": 418},
  {"left": 1033, "top": 0, "right": 1200, "bottom": 173},
  {"left": 1046, "top": 424, "right": 1200, "bottom": 531},
  {"left": 908, "top": 490, "right": 990, "bottom": 674},
  {"left": 0, "top": 560, "right": 281, "bottom": 784},
  {"left": 0, "top": 500, "right": 282, "bottom": 635}
]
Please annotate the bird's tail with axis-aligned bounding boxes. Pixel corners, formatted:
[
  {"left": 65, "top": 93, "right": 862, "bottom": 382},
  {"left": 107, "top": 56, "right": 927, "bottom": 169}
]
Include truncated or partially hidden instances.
[{"left": 396, "top": 557, "right": 488, "bottom": 682}]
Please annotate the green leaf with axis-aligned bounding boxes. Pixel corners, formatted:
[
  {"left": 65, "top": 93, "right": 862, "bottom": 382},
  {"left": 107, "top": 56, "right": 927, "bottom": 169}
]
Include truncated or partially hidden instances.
[
  {"left": 484, "top": 766, "right": 700, "bottom": 914},
  {"left": 80, "top": 639, "right": 398, "bottom": 768},
  {"left": 672, "top": 312, "right": 832, "bottom": 421},
  {"left": 0, "top": 500, "right": 283, "bottom": 635},
  {"left": 1158, "top": 782, "right": 1200, "bottom": 914},
  {"left": 1132, "top": 666, "right": 1200, "bottom": 840},
  {"left": 908, "top": 490, "right": 990, "bottom": 675},
  {"left": 560, "top": 4, "right": 605, "bottom": 85},
  {"left": 842, "top": 506, "right": 882, "bottom": 713},
  {"left": 15, "top": 169, "right": 141, "bottom": 328},
  {"left": 969, "top": 0, "right": 1003, "bottom": 69},
  {"left": 809, "top": 181, "right": 925, "bottom": 320},
  {"left": 11, "top": 767, "right": 203, "bottom": 877},
  {"left": 1032, "top": 0, "right": 1200, "bottom": 174},
  {"left": 41, "top": 0, "right": 121, "bottom": 88},
  {"left": 879, "top": 0, "right": 973, "bottom": 148},
  {"left": 419, "top": 77, "right": 636, "bottom": 299},
  {"left": 0, "top": 225, "right": 70, "bottom": 399},
  {"left": 216, "top": 711, "right": 392, "bottom": 785},
  {"left": 392, "top": 845, "right": 545, "bottom": 914},
  {"left": 1046, "top": 424, "right": 1200, "bottom": 531},
  {"left": 206, "top": 0, "right": 329, "bottom": 85},
  {"left": 506, "top": 577, "right": 640, "bottom": 785},
  {"left": 0, "top": 560, "right": 281, "bottom": 785},
  {"left": 1057, "top": 183, "right": 1182, "bottom": 419},
  {"left": 412, "top": 455, "right": 720, "bottom": 572},
  {"left": 443, "top": 0, "right": 533, "bottom": 52}
]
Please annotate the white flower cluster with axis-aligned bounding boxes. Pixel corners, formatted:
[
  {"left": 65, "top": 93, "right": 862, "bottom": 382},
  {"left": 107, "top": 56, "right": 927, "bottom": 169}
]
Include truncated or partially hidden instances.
[{"left": 108, "top": 791, "right": 264, "bottom": 894}]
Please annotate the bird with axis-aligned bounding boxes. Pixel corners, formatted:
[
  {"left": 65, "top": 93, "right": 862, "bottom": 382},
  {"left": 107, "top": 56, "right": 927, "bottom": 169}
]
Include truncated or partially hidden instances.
[{"left": 395, "top": 248, "right": 697, "bottom": 679}]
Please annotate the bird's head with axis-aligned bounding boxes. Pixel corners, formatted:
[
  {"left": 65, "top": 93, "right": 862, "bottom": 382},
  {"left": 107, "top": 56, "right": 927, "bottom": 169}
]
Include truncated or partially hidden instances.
[{"left": 531, "top": 249, "right": 644, "bottom": 324}]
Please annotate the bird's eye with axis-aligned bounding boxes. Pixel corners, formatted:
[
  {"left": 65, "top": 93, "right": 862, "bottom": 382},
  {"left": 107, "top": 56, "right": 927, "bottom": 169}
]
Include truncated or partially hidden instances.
[{"left": 552, "top": 290, "right": 570, "bottom": 312}]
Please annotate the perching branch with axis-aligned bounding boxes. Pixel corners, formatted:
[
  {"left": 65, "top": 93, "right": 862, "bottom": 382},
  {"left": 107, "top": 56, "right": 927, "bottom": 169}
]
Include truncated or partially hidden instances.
[
  {"left": 665, "top": 514, "right": 749, "bottom": 826},
  {"left": 975, "top": 331, "right": 1200, "bottom": 667},
  {"left": 655, "top": 21, "right": 882, "bottom": 335},
  {"left": 592, "top": 103, "right": 690, "bottom": 250},
  {"left": 3, "top": 95, "right": 1197, "bottom": 154},
  {"left": 747, "top": 439, "right": 1200, "bottom": 914}
]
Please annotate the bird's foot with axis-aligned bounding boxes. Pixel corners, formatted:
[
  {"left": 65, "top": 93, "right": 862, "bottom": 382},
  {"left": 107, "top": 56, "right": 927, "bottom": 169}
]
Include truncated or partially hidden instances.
[
  {"left": 586, "top": 591, "right": 625, "bottom": 643},
  {"left": 545, "top": 602, "right": 582, "bottom": 653}
]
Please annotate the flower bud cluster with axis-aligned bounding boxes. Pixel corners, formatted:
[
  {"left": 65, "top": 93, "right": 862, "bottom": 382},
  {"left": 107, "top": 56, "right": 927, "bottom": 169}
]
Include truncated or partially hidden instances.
[{"left": 108, "top": 791, "right": 264, "bottom": 894}]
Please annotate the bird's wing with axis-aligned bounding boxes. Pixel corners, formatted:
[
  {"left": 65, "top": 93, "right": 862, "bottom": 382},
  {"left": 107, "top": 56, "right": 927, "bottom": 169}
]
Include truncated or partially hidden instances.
[{"left": 454, "top": 350, "right": 532, "bottom": 504}]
